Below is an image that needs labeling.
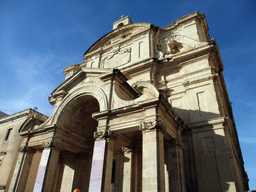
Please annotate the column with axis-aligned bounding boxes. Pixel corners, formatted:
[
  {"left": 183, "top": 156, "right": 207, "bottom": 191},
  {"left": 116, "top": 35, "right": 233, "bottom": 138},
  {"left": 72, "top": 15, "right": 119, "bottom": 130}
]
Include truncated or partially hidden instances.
[
  {"left": 140, "top": 120, "right": 165, "bottom": 192},
  {"left": 122, "top": 147, "right": 132, "bottom": 192},
  {"left": 165, "top": 139, "right": 186, "bottom": 192},
  {"left": 33, "top": 141, "right": 61, "bottom": 192},
  {"left": 89, "top": 130, "right": 114, "bottom": 192},
  {"left": 8, "top": 146, "right": 35, "bottom": 192}
]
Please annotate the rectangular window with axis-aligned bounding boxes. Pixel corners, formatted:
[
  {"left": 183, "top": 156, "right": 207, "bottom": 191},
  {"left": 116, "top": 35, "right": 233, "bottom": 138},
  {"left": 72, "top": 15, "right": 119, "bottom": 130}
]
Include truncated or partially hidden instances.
[{"left": 5, "top": 128, "right": 12, "bottom": 141}]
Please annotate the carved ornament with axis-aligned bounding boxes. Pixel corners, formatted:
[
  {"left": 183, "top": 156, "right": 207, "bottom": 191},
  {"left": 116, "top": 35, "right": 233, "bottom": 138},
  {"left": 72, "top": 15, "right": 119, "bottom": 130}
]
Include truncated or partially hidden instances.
[
  {"left": 94, "top": 130, "right": 111, "bottom": 140},
  {"left": 42, "top": 141, "right": 63, "bottom": 150},
  {"left": 121, "top": 146, "right": 132, "bottom": 153},
  {"left": 139, "top": 120, "right": 166, "bottom": 132}
]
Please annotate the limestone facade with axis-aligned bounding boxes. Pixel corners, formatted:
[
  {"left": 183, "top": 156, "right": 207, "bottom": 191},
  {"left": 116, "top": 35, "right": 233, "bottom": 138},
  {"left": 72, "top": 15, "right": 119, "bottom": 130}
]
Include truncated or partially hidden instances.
[
  {"left": 1, "top": 12, "right": 249, "bottom": 191},
  {"left": 0, "top": 109, "right": 47, "bottom": 192}
]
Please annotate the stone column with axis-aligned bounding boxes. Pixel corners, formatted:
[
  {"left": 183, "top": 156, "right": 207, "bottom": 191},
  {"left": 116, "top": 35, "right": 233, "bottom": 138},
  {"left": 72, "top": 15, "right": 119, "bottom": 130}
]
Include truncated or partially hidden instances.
[
  {"left": 122, "top": 147, "right": 132, "bottom": 192},
  {"left": 140, "top": 120, "right": 165, "bottom": 192},
  {"left": 33, "top": 141, "right": 61, "bottom": 192},
  {"left": 89, "top": 130, "right": 114, "bottom": 192},
  {"left": 8, "top": 146, "right": 35, "bottom": 192},
  {"left": 166, "top": 139, "right": 186, "bottom": 192}
]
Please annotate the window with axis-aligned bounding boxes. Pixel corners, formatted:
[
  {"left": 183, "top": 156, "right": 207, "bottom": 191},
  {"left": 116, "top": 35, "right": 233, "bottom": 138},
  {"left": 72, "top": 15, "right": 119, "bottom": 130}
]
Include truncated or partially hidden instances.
[{"left": 5, "top": 128, "right": 12, "bottom": 141}]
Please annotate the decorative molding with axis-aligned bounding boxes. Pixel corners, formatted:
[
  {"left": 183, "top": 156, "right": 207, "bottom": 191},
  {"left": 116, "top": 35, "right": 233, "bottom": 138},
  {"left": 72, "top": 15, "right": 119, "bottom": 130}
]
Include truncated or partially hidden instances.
[{"left": 139, "top": 120, "right": 166, "bottom": 132}]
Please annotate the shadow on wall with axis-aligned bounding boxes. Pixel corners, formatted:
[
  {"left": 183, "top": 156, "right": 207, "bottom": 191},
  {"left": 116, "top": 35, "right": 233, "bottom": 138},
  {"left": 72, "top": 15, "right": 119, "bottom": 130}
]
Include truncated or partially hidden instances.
[{"left": 171, "top": 107, "right": 249, "bottom": 192}]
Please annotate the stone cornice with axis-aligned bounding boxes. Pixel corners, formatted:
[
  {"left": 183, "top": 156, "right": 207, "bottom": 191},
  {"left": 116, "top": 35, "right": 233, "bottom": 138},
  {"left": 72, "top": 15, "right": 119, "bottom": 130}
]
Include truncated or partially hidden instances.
[
  {"left": 162, "top": 11, "right": 206, "bottom": 31},
  {"left": 0, "top": 112, "right": 28, "bottom": 124}
]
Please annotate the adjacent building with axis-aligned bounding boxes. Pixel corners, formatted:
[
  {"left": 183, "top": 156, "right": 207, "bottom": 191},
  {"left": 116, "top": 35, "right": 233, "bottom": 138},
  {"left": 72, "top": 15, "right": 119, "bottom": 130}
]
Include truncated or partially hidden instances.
[{"left": 0, "top": 109, "right": 47, "bottom": 191}]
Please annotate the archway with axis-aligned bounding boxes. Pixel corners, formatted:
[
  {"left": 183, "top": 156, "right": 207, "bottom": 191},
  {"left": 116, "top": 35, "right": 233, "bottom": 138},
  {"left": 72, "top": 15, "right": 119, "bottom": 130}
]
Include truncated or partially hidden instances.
[{"left": 54, "top": 95, "right": 100, "bottom": 192}]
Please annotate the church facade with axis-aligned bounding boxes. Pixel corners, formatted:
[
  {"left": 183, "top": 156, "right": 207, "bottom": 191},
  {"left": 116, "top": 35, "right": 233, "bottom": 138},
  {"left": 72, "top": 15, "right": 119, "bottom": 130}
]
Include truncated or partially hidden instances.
[{"left": 0, "top": 12, "right": 249, "bottom": 191}]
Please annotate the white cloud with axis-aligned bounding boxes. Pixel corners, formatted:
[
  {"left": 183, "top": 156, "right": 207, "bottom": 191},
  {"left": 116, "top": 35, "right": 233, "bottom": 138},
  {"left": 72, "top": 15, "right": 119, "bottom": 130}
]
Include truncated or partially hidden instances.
[{"left": 0, "top": 53, "right": 63, "bottom": 116}]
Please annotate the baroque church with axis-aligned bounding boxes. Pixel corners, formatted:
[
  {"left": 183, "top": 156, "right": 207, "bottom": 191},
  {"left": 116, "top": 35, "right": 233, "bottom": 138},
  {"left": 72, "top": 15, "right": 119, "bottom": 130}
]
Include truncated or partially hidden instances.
[{"left": 0, "top": 12, "right": 249, "bottom": 192}]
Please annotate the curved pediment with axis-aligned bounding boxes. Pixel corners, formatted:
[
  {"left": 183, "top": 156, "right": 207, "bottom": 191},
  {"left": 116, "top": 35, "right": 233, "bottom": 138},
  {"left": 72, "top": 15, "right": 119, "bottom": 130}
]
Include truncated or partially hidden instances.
[
  {"left": 84, "top": 22, "right": 151, "bottom": 56},
  {"left": 82, "top": 22, "right": 153, "bottom": 70}
]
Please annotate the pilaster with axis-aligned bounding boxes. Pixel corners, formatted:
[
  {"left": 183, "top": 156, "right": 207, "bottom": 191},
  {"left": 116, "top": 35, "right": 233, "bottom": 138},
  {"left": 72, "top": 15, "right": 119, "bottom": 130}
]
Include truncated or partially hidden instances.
[{"left": 140, "top": 120, "right": 165, "bottom": 192}]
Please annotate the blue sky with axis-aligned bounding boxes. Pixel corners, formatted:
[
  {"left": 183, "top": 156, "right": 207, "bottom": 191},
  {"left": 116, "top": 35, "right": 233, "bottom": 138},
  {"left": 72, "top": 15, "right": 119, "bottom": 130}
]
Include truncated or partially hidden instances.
[{"left": 1, "top": 0, "right": 255, "bottom": 189}]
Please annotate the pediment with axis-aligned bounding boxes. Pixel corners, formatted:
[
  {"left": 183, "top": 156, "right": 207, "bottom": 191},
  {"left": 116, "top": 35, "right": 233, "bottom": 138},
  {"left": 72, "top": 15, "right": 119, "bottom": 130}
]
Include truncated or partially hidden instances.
[{"left": 84, "top": 23, "right": 151, "bottom": 56}]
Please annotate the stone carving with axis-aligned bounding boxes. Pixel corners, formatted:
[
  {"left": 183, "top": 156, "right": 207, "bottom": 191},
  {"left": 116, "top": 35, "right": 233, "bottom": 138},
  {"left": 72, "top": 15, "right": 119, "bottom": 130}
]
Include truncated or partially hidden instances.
[
  {"left": 139, "top": 120, "right": 166, "bottom": 132},
  {"left": 42, "top": 141, "right": 63, "bottom": 150},
  {"left": 101, "top": 46, "right": 132, "bottom": 68},
  {"left": 167, "top": 38, "right": 180, "bottom": 54},
  {"left": 121, "top": 146, "right": 132, "bottom": 153},
  {"left": 132, "top": 81, "right": 159, "bottom": 99},
  {"left": 94, "top": 130, "right": 111, "bottom": 140},
  {"left": 154, "top": 44, "right": 165, "bottom": 60}
]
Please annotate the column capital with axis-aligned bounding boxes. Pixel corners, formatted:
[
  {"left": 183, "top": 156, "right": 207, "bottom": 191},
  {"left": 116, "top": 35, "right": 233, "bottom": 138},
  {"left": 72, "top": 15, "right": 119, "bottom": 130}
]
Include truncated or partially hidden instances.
[
  {"left": 139, "top": 119, "right": 166, "bottom": 132},
  {"left": 121, "top": 146, "right": 132, "bottom": 153},
  {"left": 42, "top": 141, "right": 63, "bottom": 151},
  {"left": 94, "top": 130, "right": 111, "bottom": 140}
]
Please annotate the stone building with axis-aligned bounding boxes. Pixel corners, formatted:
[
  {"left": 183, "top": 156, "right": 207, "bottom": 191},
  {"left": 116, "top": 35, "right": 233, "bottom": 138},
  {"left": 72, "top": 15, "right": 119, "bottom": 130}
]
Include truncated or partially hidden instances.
[
  {"left": 1, "top": 12, "right": 249, "bottom": 191},
  {"left": 0, "top": 109, "right": 47, "bottom": 191}
]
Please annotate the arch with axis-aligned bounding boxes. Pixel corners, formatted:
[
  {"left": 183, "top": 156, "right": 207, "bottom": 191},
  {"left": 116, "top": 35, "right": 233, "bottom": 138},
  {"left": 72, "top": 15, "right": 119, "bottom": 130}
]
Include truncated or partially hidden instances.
[
  {"left": 56, "top": 94, "right": 99, "bottom": 138},
  {"left": 50, "top": 86, "right": 108, "bottom": 127}
]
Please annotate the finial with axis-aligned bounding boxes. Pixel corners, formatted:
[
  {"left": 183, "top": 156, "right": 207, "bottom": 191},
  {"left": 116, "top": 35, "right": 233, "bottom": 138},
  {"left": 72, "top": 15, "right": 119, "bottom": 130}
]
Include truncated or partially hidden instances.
[{"left": 121, "top": 15, "right": 124, "bottom": 19}]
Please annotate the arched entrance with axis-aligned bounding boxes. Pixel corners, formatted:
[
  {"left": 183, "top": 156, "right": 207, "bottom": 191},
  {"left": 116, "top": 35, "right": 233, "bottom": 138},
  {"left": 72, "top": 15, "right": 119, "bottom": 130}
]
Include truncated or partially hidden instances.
[{"left": 53, "top": 95, "right": 100, "bottom": 192}]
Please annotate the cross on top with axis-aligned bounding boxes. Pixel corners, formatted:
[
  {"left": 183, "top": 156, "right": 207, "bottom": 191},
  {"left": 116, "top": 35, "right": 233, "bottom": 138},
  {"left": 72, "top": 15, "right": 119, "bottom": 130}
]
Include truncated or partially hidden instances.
[{"left": 121, "top": 15, "right": 124, "bottom": 19}]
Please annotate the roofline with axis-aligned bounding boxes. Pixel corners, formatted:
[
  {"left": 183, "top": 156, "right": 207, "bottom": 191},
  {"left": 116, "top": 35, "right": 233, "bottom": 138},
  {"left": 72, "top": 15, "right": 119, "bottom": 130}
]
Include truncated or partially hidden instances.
[{"left": 0, "top": 108, "right": 48, "bottom": 124}]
